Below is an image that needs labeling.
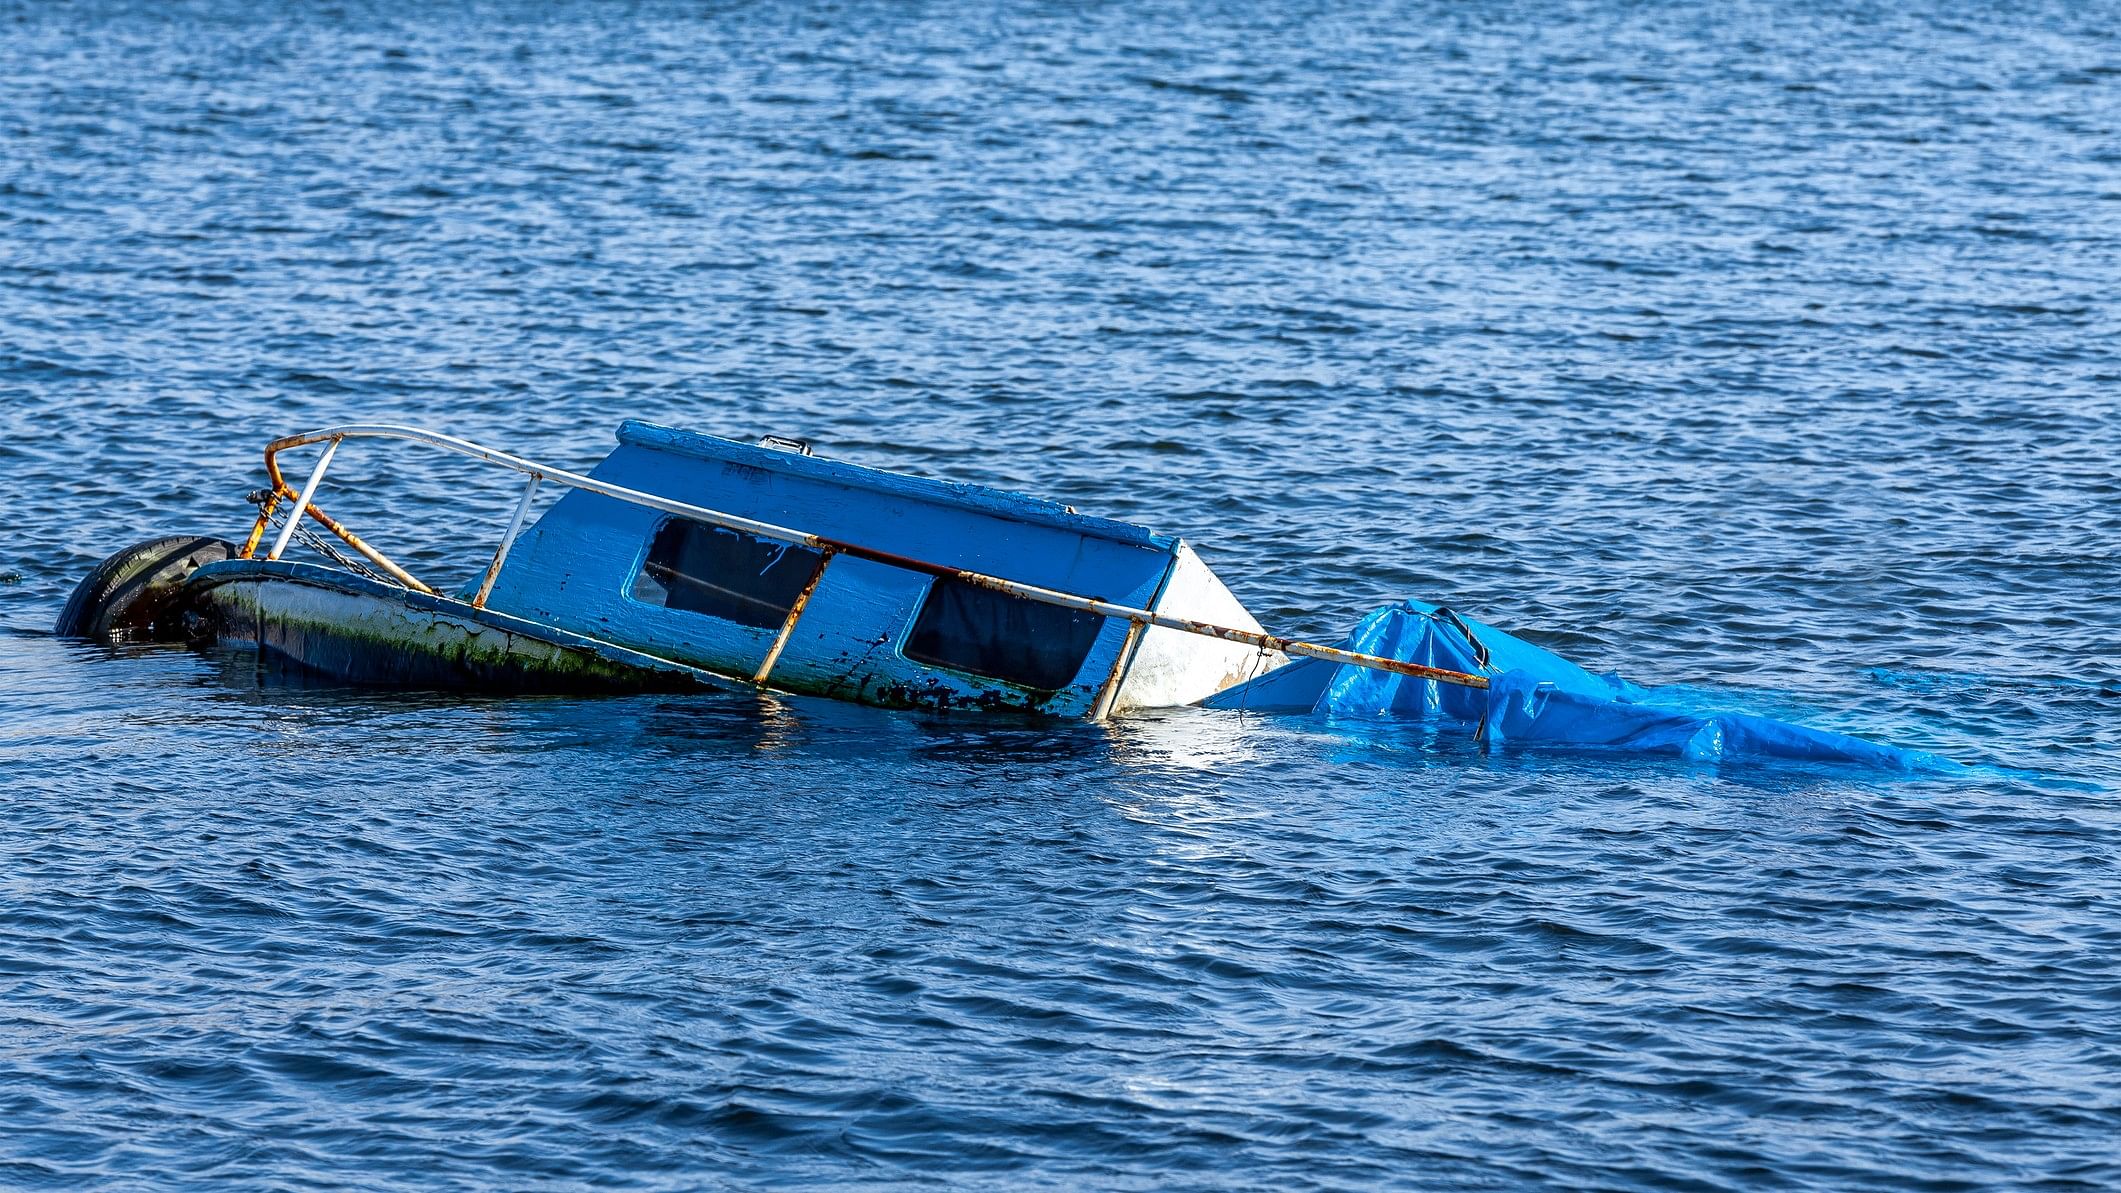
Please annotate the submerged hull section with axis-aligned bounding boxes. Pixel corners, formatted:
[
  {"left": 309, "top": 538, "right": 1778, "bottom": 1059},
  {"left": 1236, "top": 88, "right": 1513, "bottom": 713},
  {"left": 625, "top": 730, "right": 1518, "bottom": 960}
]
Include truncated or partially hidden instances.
[
  {"left": 189, "top": 561, "right": 723, "bottom": 694},
  {"left": 185, "top": 554, "right": 1276, "bottom": 716},
  {"left": 183, "top": 559, "right": 1227, "bottom": 716}
]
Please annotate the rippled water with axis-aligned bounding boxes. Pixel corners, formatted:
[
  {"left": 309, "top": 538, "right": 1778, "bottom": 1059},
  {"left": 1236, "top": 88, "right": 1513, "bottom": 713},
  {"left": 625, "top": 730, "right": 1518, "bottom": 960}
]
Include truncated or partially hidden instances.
[{"left": 3, "top": 1, "right": 2118, "bottom": 1188}]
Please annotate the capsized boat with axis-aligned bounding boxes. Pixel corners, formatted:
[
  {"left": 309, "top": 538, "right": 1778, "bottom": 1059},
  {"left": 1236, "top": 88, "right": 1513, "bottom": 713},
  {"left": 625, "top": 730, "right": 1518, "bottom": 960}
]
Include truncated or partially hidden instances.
[
  {"left": 59, "top": 421, "right": 1327, "bottom": 716},
  {"left": 58, "top": 421, "right": 1947, "bottom": 769}
]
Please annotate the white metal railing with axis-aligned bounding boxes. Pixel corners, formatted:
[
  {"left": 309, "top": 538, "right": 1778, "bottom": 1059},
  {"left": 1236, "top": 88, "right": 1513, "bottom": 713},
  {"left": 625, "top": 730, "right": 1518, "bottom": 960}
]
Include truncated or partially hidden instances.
[{"left": 241, "top": 424, "right": 1491, "bottom": 699}]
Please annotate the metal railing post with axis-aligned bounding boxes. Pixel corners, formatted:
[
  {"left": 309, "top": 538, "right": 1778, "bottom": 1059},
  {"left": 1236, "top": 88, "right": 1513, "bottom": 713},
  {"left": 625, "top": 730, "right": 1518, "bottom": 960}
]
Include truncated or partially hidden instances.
[
  {"left": 751, "top": 550, "right": 832, "bottom": 684},
  {"left": 266, "top": 436, "right": 340, "bottom": 561},
  {"left": 472, "top": 473, "right": 541, "bottom": 609},
  {"left": 1088, "top": 620, "right": 1148, "bottom": 721}
]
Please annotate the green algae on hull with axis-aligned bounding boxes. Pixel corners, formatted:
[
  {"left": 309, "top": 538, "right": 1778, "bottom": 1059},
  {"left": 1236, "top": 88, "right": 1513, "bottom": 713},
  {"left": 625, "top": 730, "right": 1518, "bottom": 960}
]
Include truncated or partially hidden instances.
[
  {"left": 184, "top": 560, "right": 1102, "bottom": 709},
  {"left": 191, "top": 566, "right": 725, "bottom": 694}
]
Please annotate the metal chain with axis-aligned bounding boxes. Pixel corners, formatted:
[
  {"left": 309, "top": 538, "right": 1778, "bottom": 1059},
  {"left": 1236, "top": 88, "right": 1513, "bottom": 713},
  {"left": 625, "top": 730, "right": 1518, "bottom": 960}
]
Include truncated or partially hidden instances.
[
  {"left": 294, "top": 521, "right": 391, "bottom": 584},
  {"left": 247, "top": 490, "right": 391, "bottom": 585}
]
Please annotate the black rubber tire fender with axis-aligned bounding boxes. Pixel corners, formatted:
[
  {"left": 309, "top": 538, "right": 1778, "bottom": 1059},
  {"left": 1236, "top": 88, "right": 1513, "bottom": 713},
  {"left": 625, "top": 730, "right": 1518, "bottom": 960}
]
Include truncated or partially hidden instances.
[{"left": 54, "top": 535, "right": 239, "bottom": 641}]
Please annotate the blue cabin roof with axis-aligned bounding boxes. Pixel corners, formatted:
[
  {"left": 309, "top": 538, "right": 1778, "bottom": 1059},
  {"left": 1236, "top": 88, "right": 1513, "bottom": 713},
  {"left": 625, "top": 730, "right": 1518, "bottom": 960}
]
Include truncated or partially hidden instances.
[{"left": 614, "top": 420, "right": 1176, "bottom": 551}]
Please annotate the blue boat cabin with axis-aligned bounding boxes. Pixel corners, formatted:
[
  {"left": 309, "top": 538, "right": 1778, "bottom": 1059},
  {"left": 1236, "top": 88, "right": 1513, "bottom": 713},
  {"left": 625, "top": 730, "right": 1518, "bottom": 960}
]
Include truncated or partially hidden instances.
[{"left": 476, "top": 421, "right": 1278, "bottom": 716}]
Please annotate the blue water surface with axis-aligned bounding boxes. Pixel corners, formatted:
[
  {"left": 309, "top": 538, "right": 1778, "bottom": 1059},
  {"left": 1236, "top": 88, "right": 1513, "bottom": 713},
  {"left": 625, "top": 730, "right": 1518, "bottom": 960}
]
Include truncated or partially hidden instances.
[{"left": 2, "top": 1, "right": 2118, "bottom": 1189}]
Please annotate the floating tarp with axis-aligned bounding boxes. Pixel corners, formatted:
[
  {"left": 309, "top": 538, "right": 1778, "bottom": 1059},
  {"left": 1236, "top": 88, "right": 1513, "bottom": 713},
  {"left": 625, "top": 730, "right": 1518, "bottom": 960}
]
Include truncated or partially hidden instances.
[{"left": 1202, "top": 600, "right": 1949, "bottom": 771}]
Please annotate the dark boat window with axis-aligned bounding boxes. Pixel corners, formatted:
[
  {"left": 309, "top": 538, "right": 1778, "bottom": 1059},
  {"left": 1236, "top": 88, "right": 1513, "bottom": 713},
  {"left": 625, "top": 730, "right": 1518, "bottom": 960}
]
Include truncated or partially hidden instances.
[
  {"left": 902, "top": 577, "right": 1104, "bottom": 691},
  {"left": 632, "top": 519, "right": 821, "bottom": 630}
]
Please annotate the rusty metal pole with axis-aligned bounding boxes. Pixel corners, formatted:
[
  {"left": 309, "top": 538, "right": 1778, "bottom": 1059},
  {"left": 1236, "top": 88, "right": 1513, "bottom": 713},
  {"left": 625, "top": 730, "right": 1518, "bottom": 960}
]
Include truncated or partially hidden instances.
[
  {"left": 238, "top": 489, "right": 284, "bottom": 560},
  {"left": 1088, "top": 620, "right": 1148, "bottom": 721},
  {"left": 752, "top": 551, "right": 833, "bottom": 684}
]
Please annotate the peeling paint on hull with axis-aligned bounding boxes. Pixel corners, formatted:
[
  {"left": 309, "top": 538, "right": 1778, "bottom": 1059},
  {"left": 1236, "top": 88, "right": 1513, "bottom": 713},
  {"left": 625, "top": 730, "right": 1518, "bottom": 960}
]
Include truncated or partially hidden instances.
[
  {"left": 190, "top": 561, "right": 727, "bottom": 694},
  {"left": 178, "top": 546, "right": 1270, "bottom": 716},
  {"left": 183, "top": 561, "right": 1111, "bottom": 711}
]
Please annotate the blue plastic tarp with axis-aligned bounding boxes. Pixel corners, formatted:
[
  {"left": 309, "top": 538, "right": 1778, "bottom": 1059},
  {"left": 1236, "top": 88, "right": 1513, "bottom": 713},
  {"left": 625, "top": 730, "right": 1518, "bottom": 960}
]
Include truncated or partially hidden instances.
[{"left": 1201, "top": 600, "right": 1948, "bottom": 771}]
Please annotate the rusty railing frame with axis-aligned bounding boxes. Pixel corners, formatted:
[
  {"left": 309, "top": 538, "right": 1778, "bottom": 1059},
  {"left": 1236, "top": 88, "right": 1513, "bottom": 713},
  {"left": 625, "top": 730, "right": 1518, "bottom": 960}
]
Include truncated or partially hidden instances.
[{"left": 240, "top": 424, "right": 1491, "bottom": 692}]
